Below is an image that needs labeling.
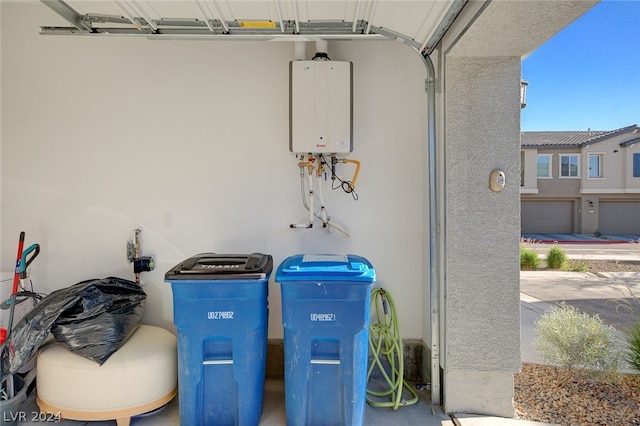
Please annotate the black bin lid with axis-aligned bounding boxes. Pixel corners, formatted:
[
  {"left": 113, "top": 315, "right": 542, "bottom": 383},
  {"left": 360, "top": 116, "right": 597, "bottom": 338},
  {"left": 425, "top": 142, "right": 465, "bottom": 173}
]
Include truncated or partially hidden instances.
[{"left": 165, "top": 253, "right": 273, "bottom": 280}]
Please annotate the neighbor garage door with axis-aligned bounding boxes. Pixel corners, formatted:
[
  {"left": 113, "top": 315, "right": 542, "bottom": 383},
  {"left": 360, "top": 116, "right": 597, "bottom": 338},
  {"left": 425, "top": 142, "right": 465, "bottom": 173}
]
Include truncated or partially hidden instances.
[
  {"left": 599, "top": 201, "right": 640, "bottom": 234},
  {"left": 521, "top": 200, "right": 574, "bottom": 233}
]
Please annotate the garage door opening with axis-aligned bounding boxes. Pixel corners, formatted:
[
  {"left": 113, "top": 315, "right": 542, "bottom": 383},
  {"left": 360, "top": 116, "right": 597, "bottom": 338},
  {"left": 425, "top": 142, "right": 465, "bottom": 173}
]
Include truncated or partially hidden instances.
[{"left": 521, "top": 200, "right": 574, "bottom": 234}]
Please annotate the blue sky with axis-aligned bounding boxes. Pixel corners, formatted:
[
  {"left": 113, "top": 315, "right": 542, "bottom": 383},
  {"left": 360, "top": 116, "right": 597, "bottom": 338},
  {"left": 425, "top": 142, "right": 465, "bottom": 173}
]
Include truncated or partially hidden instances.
[{"left": 521, "top": 0, "right": 640, "bottom": 131}]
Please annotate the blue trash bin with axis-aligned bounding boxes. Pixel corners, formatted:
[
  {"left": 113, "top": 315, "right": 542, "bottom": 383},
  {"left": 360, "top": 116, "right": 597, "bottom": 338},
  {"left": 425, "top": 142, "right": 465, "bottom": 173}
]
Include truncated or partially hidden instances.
[
  {"left": 165, "top": 253, "right": 273, "bottom": 426},
  {"left": 275, "top": 254, "right": 376, "bottom": 426}
]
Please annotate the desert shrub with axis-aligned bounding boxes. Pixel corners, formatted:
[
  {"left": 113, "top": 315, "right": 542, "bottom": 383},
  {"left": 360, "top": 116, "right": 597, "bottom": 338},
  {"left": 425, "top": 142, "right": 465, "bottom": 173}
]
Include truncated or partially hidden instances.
[
  {"left": 609, "top": 288, "right": 640, "bottom": 374},
  {"left": 520, "top": 245, "right": 540, "bottom": 270},
  {"left": 567, "top": 259, "right": 589, "bottom": 272},
  {"left": 546, "top": 245, "right": 568, "bottom": 270},
  {"left": 520, "top": 237, "right": 540, "bottom": 245},
  {"left": 534, "top": 302, "right": 619, "bottom": 386},
  {"left": 625, "top": 319, "right": 640, "bottom": 373}
]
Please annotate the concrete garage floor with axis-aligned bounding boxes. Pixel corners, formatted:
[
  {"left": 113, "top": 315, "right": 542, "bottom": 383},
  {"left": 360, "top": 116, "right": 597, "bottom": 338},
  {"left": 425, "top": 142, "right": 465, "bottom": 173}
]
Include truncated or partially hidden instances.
[
  {"left": 13, "top": 376, "right": 555, "bottom": 426},
  {"left": 13, "top": 378, "right": 455, "bottom": 426}
]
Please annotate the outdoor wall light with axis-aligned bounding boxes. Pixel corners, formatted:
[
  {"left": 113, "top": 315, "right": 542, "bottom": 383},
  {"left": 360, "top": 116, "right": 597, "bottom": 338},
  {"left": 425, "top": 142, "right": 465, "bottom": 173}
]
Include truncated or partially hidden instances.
[
  {"left": 520, "top": 80, "right": 528, "bottom": 109},
  {"left": 489, "top": 169, "right": 506, "bottom": 192},
  {"left": 588, "top": 200, "right": 595, "bottom": 207}
]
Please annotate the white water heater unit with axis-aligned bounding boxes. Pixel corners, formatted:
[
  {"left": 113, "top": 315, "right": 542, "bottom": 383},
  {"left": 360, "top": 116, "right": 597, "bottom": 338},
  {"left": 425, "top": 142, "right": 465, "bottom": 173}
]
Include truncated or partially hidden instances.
[{"left": 289, "top": 60, "right": 353, "bottom": 154}]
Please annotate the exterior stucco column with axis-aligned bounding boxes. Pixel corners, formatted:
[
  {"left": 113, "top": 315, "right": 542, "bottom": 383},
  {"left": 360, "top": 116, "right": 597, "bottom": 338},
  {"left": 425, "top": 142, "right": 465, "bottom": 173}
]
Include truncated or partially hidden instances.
[{"left": 442, "top": 56, "right": 522, "bottom": 416}]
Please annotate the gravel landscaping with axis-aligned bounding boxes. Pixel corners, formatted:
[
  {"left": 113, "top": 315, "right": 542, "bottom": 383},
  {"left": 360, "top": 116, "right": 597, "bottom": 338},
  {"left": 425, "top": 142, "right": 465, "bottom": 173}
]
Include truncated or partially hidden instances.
[
  {"left": 570, "top": 259, "right": 640, "bottom": 273},
  {"left": 514, "top": 363, "right": 640, "bottom": 425}
]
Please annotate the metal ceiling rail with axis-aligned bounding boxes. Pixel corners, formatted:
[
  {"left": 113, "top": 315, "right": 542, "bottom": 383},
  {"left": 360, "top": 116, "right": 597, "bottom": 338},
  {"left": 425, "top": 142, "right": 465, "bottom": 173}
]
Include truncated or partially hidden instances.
[
  {"left": 41, "top": 0, "right": 93, "bottom": 31},
  {"left": 39, "top": 22, "right": 368, "bottom": 36},
  {"left": 39, "top": 22, "right": 383, "bottom": 40},
  {"left": 421, "top": 0, "right": 466, "bottom": 55},
  {"left": 40, "top": 0, "right": 468, "bottom": 48},
  {"left": 40, "top": 0, "right": 387, "bottom": 40},
  {"left": 196, "top": 0, "right": 230, "bottom": 33},
  {"left": 111, "top": 0, "right": 144, "bottom": 31},
  {"left": 40, "top": 0, "right": 467, "bottom": 51}
]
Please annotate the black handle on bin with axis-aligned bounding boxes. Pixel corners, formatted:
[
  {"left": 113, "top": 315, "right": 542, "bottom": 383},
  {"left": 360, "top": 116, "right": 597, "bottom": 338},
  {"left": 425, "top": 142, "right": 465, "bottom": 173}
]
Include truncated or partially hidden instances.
[
  {"left": 195, "top": 258, "right": 246, "bottom": 266},
  {"left": 244, "top": 253, "right": 264, "bottom": 270}
]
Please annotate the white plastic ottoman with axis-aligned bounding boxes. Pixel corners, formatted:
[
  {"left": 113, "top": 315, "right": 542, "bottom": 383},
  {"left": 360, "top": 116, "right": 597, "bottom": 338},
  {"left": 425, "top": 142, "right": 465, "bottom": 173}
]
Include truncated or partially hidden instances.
[{"left": 36, "top": 324, "right": 178, "bottom": 426}]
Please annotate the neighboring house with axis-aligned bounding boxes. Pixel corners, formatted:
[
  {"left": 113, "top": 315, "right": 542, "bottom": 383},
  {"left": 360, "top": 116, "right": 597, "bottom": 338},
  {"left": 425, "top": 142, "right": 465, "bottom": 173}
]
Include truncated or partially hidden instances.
[{"left": 521, "top": 124, "right": 640, "bottom": 235}]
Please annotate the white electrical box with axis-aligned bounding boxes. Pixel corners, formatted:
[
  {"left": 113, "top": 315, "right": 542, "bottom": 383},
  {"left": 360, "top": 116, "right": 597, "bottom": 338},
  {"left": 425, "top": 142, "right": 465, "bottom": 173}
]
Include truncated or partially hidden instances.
[{"left": 290, "top": 60, "right": 352, "bottom": 153}]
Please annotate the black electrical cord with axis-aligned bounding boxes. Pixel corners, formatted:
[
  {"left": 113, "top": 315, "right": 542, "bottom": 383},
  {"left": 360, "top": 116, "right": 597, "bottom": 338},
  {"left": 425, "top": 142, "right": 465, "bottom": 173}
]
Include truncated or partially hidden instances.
[
  {"left": 319, "top": 154, "right": 359, "bottom": 200},
  {"left": 336, "top": 180, "right": 359, "bottom": 200},
  {"left": 1, "top": 292, "right": 45, "bottom": 310},
  {"left": 0, "top": 278, "right": 46, "bottom": 310}
]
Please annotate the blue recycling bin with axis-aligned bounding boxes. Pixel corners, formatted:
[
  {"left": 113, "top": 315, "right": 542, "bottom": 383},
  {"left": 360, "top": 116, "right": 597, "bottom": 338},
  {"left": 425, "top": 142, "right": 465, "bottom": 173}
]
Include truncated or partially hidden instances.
[
  {"left": 275, "top": 254, "right": 376, "bottom": 426},
  {"left": 165, "top": 253, "right": 273, "bottom": 426}
]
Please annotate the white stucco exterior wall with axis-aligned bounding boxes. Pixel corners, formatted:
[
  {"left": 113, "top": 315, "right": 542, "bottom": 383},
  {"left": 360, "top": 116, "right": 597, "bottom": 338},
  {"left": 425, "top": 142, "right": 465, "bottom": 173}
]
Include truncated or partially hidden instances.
[
  {"left": 442, "top": 56, "right": 522, "bottom": 417},
  {"left": 435, "top": 0, "right": 597, "bottom": 417}
]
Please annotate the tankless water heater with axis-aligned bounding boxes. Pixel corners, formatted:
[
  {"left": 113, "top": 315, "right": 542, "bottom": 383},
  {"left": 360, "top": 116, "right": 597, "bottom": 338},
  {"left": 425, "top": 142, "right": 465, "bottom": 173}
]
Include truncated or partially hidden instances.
[{"left": 289, "top": 60, "right": 353, "bottom": 154}]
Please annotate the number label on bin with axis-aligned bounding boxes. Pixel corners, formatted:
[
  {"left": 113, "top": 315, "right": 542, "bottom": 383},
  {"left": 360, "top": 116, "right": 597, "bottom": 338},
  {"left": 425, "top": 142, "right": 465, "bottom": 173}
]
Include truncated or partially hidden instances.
[
  {"left": 208, "top": 311, "right": 235, "bottom": 320},
  {"left": 310, "top": 313, "right": 336, "bottom": 322}
]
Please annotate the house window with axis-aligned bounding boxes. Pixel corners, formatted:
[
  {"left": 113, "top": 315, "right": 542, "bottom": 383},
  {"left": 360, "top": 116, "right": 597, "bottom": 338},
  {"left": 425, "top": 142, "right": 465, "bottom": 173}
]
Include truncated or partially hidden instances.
[
  {"left": 588, "top": 154, "right": 603, "bottom": 178},
  {"left": 634, "top": 153, "right": 640, "bottom": 178},
  {"left": 536, "top": 154, "right": 552, "bottom": 178},
  {"left": 560, "top": 154, "right": 580, "bottom": 177}
]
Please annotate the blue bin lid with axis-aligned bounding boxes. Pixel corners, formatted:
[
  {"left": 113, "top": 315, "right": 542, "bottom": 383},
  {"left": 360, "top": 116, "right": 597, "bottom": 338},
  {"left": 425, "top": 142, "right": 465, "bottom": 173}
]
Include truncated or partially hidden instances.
[{"left": 275, "top": 254, "right": 375, "bottom": 283}]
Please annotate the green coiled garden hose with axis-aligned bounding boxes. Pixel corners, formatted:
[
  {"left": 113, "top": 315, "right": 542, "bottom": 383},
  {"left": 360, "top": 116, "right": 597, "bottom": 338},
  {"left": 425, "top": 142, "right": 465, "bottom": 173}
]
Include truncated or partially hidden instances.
[{"left": 366, "top": 288, "right": 418, "bottom": 409}]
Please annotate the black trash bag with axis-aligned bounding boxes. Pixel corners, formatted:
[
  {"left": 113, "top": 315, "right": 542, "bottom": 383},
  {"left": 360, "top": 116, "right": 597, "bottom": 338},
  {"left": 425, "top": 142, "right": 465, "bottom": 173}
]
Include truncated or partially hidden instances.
[{"left": 2, "top": 277, "right": 146, "bottom": 375}]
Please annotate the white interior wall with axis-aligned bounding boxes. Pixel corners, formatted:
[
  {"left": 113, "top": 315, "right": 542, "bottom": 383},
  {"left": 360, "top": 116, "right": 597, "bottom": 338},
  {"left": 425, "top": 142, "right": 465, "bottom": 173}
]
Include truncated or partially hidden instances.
[{"left": 1, "top": 2, "right": 428, "bottom": 339}]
